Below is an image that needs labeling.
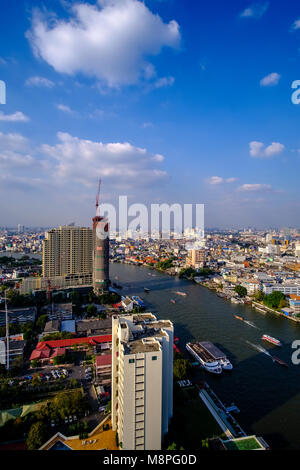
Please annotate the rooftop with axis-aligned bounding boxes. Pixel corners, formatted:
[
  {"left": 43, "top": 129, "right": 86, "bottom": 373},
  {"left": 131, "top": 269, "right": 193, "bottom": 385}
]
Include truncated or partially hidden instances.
[
  {"left": 41, "top": 417, "right": 118, "bottom": 451},
  {"left": 124, "top": 337, "right": 161, "bottom": 354}
]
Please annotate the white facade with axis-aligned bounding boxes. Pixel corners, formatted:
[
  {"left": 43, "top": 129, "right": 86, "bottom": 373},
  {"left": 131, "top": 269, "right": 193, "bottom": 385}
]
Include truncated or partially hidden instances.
[
  {"left": 112, "top": 313, "right": 173, "bottom": 450},
  {"left": 263, "top": 284, "right": 300, "bottom": 295}
]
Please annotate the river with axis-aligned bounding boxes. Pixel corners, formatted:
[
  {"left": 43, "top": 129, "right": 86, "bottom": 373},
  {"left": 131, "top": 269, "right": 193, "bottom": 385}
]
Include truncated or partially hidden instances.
[{"left": 110, "top": 262, "right": 300, "bottom": 450}]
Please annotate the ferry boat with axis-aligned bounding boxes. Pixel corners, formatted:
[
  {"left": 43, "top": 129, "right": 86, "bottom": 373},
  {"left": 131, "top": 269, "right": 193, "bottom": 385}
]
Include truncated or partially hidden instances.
[
  {"left": 262, "top": 334, "right": 282, "bottom": 347},
  {"left": 144, "top": 287, "right": 150, "bottom": 293},
  {"left": 175, "top": 291, "right": 187, "bottom": 296},
  {"left": 186, "top": 342, "right": 222, "bottom": 374},
  {"left": 170, "top": 299, "right": 176, "bottom": 304},
  {"left": 272, "top": 356, "right": 288, "bottom": 367},
  {"left": 200, "top": 341, "right": 233, "bottom": 371}
]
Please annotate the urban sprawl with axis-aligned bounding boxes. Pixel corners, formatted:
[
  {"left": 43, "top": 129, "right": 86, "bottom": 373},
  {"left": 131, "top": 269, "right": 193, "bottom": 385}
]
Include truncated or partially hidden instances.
[{"left": 1, "top": 222, "right": 300, "bottom": 451}]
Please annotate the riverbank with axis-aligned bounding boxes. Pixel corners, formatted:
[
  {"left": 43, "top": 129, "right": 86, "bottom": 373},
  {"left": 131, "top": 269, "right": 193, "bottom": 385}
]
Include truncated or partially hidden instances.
[{"left": 110, "top": 262, "right": 300, "bottom": 450}]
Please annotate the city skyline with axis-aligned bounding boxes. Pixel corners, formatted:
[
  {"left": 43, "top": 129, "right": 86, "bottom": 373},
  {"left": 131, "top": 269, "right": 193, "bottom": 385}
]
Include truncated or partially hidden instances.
[{"left": 1, "top": 0, "right": 300, "bottom": 228}]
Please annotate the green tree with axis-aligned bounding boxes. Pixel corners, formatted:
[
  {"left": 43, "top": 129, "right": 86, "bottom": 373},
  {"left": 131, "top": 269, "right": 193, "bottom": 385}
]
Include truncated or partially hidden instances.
[
  {"left": 86, "top": 304, "right": 98, "bottom": 317},
  {"left": 173, "top": 358, "right": 192, "bottom": 380},
  {"left": 234, "top": 285, "right": 247, "bottom": 297},
  {"left": 36, "top": 314, "right": 48, "bottom": 332},
  {"left": 11, "top": 356, "right": 24, "bottom": 372},
  {"left": 31, "top": 359, "right": 40, "bottom": 368},
  {"left": 264, "top": 291, "right": 285, "bottom": 309},
  {"left": 32, "top": 373, "right": 41, "bottom": 387},
  {"left": 26, "top": 421, "right": 48, "bottom": 450},
  {"left": 254, "top": 290, "right": 265, "bottom": 302},
  {"left": 278, "top": 298, "right": 287, "bottom": 309}
]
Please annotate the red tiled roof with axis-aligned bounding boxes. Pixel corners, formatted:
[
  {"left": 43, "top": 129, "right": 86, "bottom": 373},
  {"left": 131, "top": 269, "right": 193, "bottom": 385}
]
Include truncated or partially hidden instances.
[
  {"left": 50, "top": 347, "right": 66, "bottom": 358},
  {"left": 30, "top": 346, "right": 51, "bottom": 361},
  {"left": 36, "top": 334, "right": 112, "bottom": 350},
  {"left": 96, "top": 354, "right": 112, "bottom": 367}
]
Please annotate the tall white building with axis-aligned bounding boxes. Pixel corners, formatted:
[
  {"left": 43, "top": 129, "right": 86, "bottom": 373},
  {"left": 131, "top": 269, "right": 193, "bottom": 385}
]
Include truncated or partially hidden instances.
[{"left": 112, "top": 313, "right": 173, "bottom": 450}]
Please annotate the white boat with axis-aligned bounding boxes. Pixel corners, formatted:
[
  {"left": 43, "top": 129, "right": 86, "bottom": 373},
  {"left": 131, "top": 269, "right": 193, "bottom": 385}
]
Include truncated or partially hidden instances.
[
  {"left": 218, "top": 357, "right": 233, "bottom": 371},
  {"left": 200, "top": 341, "right": 233, "bottom": 371},
  {"left": 186, "top": 342, "right": 222, "bottom": 374},
  {"left": 175, "top": 291, "right": 187, "bottom": 297}
]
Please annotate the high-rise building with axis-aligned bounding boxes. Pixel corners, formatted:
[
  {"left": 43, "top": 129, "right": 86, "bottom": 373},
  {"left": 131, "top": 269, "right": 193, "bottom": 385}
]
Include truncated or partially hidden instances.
[
  {"left": 42, "top": 226, "right": 93, "bottom": 278},
  {"left": 189, "top": 248, "right": 206, "bottom": 268},
  {"left": 111, "top": 313, "right": 173, "bottom": 450},
  {"left": 17, "top": 224, "right": 24, "bottom": 233},
  {"left": 92, "top": 216, "right": 110, "bottom": 294}
]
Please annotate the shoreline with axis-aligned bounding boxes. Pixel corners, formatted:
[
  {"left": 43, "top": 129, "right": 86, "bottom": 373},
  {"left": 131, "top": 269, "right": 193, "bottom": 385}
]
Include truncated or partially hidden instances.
[{"left": 113, "top": 260, "right": 300, "bottom": 325}]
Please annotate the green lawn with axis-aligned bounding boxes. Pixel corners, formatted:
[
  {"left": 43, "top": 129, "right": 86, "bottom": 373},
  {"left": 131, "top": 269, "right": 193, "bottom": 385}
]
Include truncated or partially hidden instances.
[{"left": 224, "top": 437, "right": 262, "bottom": 450}]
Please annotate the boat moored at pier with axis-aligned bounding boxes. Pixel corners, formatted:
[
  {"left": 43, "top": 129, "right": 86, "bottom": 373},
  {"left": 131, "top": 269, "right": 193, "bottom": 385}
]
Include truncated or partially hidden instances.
[{"left": 186, "top": 342, "right": 223, "bottom": 374}]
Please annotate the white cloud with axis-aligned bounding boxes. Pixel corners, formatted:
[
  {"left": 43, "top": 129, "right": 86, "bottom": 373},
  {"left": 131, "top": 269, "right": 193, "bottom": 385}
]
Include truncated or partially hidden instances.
[
  {"left": 0, "top": 130, "right": 168, "bottom": 194},
  {"left": 26, "top": 0, "right": 180, "bottom": 87},
  {"left": 260, "top": 72, "right": 281, "bottom": 87},
  {"left": 40, "top": 132, "right": 168, "bottom": 188},
  {"left": 240, "top": 2, "right": 269, "bottom": 19},
  {"left": 0, "top": 131, "right": 30, "bottom": 152},
  {"left": 225, "top": 177, "right": 237, "bottom": 183},
  {"left": 291, "top": 19, "right": 300, "bottom": 31},
  {"left": 56, "top": 104, "right": 75, "bottom": 114},
  {"left": 154, "top": 76, "right": 175, "bottom": 88},
  {"left": 249, "top": 141, "right": 284, "bottom": 158},
  {"left": 207, "top": 176, "right": 237, "bottom": 185},
  {"left": 25, "top": 76, "right": 55, "bottom": 88},
  {"left": 0, "top": 111, "right": 30, "bottom": 122},
  {"left": 237, "top": 183, "right": 272, "bottom": 192}
]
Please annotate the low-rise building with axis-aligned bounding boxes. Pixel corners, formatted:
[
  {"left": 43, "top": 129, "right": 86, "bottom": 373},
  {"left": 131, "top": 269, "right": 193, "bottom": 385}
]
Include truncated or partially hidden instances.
[
  {"left": 95, "top": 353, "right": 112, "bottom": 385},
  {"left": 0, "top": 337, "right": 25, "bottom": 367},
  {"left": 0, "top": 307, "right": 37, "bottom": 326},
  {"left": 76, "top": 318, "right": 112, "bottom": 337}
]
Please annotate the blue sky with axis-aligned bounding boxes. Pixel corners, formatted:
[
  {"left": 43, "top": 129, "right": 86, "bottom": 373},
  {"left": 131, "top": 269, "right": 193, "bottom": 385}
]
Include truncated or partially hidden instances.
[{"left": 0, "top": 0, "right": 300, "bottom": 228}]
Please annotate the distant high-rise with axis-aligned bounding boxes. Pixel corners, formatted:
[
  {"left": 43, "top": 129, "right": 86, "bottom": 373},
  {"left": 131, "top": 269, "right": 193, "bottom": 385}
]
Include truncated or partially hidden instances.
[
  {"left": 189, "top": 248, "right": 206, "bottom": 268},
  {"left": 42, "top": 226, "right": 93, "bottom": 278},
  {"left": 92, "top": 215, "right": 110, "bottom": 294},
  {"left": 111, "top": 313, "right": 173, "bottom": 450},
  {"left": 17, "top": 224, "right": 24, "bottom": 233},
  {"left": 92, "top": 179, "right": 110, "bottom": 295}
]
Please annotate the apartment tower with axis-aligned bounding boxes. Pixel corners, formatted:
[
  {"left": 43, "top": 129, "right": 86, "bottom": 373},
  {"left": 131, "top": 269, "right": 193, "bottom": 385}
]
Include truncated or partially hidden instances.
[
  {"left": 112, "top": 313, "right": 173, "bottom": 450},
  {"left": 42, "top": 226, "right": 93, "bottom": 278}
]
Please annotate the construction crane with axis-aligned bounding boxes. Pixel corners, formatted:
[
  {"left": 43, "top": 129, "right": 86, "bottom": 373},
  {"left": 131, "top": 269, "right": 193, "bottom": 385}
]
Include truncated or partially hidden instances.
[{"left": 96, "top": 178, "right": 101, "bottom": 213}]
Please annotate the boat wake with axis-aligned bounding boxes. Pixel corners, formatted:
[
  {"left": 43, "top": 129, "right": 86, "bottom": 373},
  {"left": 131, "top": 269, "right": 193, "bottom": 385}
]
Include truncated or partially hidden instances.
[
  {"left": 245, "top": 340, "right": 272, "bottom": 357},
  {"left": 244, "top": 320, "right": 259, "bottom": 329}
]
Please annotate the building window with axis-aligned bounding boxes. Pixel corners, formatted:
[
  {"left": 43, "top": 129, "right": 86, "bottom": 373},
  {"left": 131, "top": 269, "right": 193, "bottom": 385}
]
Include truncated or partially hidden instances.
[
  {"left": 152, "top": 356, "right": 157, "bottom": 361},
  {"left": 129, "top": 359, "right": 135, "bottom": 364}
]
